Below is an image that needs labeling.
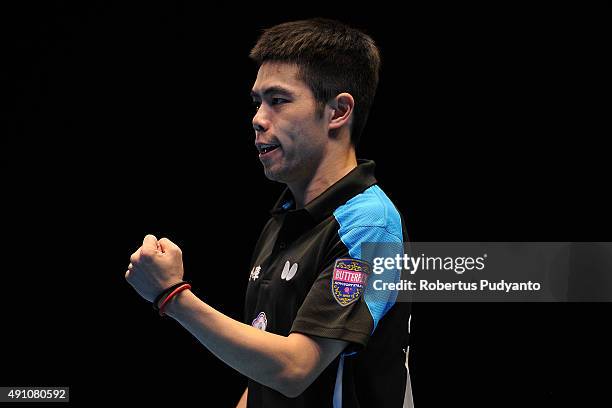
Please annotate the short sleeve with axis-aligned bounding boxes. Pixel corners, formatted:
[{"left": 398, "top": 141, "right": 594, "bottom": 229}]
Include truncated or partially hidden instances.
[
  {"left": 290, "top": 256, "right": 374, "bottom": 350},
  {"left": 290, "top": 225, "right": 404, "bottom": 351}
]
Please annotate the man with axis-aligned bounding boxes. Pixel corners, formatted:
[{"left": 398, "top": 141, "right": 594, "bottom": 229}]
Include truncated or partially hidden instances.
[{"left": 126, "top": 18, "right": 412, "bottom": 407}]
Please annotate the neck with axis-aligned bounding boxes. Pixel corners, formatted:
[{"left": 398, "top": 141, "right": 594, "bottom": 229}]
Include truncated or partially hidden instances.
[{"left": 288, "top": 147, "right": 357, "bottom": 209}]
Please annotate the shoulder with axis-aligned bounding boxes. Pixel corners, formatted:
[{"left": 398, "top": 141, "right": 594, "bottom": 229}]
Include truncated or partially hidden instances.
[{"left": 332, "top": 185, "right": 403, "bottom": 242}]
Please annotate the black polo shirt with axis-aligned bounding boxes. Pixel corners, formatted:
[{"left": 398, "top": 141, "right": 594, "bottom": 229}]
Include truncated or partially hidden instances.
[{"left": 244, "top": 160, "right": 411, "bottom": 408}]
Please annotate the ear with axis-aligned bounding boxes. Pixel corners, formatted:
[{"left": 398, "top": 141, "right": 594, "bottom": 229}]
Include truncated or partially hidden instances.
[{"left": 328, "top": 93, "right": 355, "bottom": 131}]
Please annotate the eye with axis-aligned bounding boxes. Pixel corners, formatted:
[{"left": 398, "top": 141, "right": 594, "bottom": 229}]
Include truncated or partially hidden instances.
[
  {"left": 271, "top": 97, "right": 288, "bottom": 105},
  {"left": 252, "top": 100, "right": 261, "bottom": 111}
]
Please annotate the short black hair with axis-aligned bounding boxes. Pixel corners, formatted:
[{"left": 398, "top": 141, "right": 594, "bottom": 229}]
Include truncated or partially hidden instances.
[{"left": 250, "top": 18, "right": 381, "bottom": 145}]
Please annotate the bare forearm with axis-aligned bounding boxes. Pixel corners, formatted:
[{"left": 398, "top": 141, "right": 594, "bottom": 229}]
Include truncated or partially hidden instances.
[
  {"left": 164, "top": 290, "right": 305, "bottom": 395},
  {"left": 236, "top": 387, "right": 248, "bottom": 408}
]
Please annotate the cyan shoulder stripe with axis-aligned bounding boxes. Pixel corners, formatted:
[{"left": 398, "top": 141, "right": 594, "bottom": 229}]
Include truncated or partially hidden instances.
[
  {"left": 333, "top": 185, "right": 404, "bottom": 332},
  {"left": 333, "top": 185, "right": 403, "bottom": 259}
]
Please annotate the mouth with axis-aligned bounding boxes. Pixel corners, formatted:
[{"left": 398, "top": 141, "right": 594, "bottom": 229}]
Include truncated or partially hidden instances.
[{"left": 256, "top": 143, "right": 281, "bottom": 156}]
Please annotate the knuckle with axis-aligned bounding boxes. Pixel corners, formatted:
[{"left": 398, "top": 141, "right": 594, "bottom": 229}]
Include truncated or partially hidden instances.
[{"left": 161, "top": 238, "right": 182, "bottom": 255}]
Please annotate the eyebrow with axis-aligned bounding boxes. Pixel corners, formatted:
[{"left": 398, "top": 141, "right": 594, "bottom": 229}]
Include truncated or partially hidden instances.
[{"left": 250, "top": 86, "right": 295, "bottom": 99}]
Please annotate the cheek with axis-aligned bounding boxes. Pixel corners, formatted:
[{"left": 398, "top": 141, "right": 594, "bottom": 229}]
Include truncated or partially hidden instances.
[
  {"left": 277, "top": 121, "right": 305, "bottom": 148},
  {"left": 278, "top": 112, "right": 326, "bottom": 154}
]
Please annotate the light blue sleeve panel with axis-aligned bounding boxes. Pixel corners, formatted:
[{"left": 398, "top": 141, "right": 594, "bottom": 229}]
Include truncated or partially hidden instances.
[{"left": 333, "top": 185, "right": 404, "bottom": 333}]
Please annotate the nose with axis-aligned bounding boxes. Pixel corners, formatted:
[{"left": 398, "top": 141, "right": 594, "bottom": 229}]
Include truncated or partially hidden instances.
[{"left": 252, "top": 106, "right": 269, "bottom": 133}]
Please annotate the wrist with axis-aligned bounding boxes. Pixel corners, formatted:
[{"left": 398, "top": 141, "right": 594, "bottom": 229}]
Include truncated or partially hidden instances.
[
  {"left": 163, "top": 288, "right": 193, "bottom": 318},
  {"left": 155, "top": 281, "right": 191, "bottom": 317}
]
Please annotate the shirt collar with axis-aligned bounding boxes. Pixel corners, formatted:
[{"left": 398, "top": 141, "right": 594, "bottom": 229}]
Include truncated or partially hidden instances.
[{"left": 270, "top": 159, "right": 378, "bottom": 223}]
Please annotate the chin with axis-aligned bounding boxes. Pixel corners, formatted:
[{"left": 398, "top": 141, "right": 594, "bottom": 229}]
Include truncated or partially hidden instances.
[
  {"left": 262, "top": 166, "right": 283, "bottom": 183},
  {"left": 262, "top": 164, "right": 292, "bottom": 184}
]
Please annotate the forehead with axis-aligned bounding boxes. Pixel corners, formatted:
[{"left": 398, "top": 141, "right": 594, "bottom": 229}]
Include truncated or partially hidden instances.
[{"left": 251, "top": 61, "right": 311, "bottom": 96}]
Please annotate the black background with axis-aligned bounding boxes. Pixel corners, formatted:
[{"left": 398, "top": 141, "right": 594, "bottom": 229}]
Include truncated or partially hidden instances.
[{"left": 3, "top": 2, "right": 610, "bottom": 407}]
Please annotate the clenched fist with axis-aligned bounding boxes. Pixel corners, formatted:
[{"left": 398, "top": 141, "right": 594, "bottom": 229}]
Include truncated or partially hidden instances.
[{"left": 125, "top": 234, "right": 185, "bottom": 302}]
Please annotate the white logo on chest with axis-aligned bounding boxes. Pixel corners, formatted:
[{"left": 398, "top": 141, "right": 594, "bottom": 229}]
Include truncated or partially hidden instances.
[
  {"left": 250, "top": 265, "right": 261, "bottom": 281},
  {"left": 281, "top": 261, "right": 299, "bottom": 281}
]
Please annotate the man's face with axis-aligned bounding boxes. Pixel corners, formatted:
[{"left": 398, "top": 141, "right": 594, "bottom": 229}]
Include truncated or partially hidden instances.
[{"left": 251, "top": 62, "right": 329, "bottom": 184}]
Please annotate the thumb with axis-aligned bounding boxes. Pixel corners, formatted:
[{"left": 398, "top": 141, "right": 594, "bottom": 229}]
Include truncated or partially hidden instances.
[{"left": 142, "top": 234, "right": 159, "bottom": 251}]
